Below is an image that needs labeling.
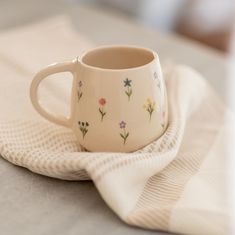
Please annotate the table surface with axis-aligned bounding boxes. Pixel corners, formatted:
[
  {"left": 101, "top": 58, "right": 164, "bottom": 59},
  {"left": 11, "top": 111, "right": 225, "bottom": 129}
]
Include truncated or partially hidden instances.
[{"left": 0, "top": 1, "right": 230, "bottom": 235}]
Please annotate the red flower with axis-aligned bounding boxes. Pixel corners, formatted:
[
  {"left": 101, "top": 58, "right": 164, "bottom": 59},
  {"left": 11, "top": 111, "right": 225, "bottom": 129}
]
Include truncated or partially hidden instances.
[{"left": 99, "top": 98, "right": 106, "bottom": 106}]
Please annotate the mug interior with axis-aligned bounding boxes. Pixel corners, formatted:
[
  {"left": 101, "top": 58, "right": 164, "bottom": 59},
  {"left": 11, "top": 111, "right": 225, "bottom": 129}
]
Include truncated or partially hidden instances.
[{"left": 81, "top": 46, "right": 155, "bottom": 70}]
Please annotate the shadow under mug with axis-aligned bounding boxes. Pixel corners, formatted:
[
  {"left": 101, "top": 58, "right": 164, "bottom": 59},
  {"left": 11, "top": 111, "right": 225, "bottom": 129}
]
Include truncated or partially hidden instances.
[{"left": 30, "top": 45, "right": 168, "bottom": 152}]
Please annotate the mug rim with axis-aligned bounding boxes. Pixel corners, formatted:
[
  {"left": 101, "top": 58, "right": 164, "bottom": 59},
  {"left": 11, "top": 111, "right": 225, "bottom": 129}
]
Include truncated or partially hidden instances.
[{"left": 76, "top": 45, "right": 158, "bottom": 72}]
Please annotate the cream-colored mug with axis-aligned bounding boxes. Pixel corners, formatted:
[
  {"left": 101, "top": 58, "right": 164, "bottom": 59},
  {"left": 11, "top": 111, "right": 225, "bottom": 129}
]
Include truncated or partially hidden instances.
[{"left": 30, "top": 45, "right": 168, "bottom": 152}]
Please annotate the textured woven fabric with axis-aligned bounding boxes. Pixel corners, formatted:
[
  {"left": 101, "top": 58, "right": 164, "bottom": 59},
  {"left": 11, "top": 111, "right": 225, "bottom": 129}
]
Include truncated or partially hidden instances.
[{"left": 0, "top": 17, "right": 230, "bottom": 234}]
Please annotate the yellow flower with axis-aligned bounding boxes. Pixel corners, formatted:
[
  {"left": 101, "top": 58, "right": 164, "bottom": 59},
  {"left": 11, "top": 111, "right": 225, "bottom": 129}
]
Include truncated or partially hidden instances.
[
  {"left": 143, "top": 98, "right": 156, "bottom": 121},
  {"left": 147, "top": 98, "right": 151, "bottom": 104}
]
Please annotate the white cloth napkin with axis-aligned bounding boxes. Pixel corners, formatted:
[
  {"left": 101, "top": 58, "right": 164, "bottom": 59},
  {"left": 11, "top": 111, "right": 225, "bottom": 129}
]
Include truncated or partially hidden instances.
[{"left": 0, "top": 16, "right": 231, "bottom": 234}]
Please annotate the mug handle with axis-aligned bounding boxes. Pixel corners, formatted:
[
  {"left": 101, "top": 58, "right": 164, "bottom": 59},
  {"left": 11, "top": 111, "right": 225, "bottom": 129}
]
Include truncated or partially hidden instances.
[{"left": 30, "top": 59, "right": 77, "bottom": 128}]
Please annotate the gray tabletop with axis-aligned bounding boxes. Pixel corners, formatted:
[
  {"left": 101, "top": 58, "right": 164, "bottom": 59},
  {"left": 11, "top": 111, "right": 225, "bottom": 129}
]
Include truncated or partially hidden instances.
[{"left": 0, "top": 1, "right": 230, "bottom": 235}]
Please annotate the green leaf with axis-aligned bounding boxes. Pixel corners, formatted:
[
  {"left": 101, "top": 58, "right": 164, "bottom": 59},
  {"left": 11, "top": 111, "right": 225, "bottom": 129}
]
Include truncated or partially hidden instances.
[
  {"left": 99, "top": 108, "right": 102, "bottom": 114},
  {"left": 80, "top": 93, "right": 83, "bottom": 99},
  {"left": 120, "top": 133, "right": 125, "bottom": 138},
  {"left": 125, "top": 91, "right": 129, "bottom": 96},
  {"left": 126, "top": 132, "right": 129, "bottom": 138}
]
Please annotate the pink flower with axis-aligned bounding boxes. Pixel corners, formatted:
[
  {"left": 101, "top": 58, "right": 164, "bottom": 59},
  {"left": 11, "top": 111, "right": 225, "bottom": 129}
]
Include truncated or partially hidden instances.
[
  {"left": 162, "top": 111, "right": 165, "bottom": 118},
  {"left": 99, "top": 98, "right": 106, "bottom": 106}
]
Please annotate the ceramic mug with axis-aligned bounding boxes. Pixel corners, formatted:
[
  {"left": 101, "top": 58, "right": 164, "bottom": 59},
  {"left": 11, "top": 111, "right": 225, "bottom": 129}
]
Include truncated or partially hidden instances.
[{"left": 30, "top": 45, "right": 168, "bottom": 152}]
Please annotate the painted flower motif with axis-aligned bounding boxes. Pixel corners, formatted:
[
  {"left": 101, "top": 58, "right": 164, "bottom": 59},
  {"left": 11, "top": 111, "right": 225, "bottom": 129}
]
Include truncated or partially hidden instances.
[
  {"left": 99, "top": 98, "right": 106, "bottom": 106},
  {"left": 77, "top": 80, "right": 83, "bottom": 102},
  {"left": 119, "top": 121, "right": 129, "bottom": 145},
  {"left": 162, "top": 111, "right": 165, "bottom": 119},
  {"left": 78, "top": 121, "right": 89, "bottom": 139},
  {"left": 98, "top": 98, "right": 107, "bottom": 121},
  {"left": 154, "top": 71, "right": 158, "bottom": 79},
  {"left": 119, "top": 121, "right": 126, "bottom": 129},
  {"left": 123, "top": 78, "right": 132, "bottom": 101},
  {"left": 143, "top": 98, "right": 156, "bottom": 121},
  {"left": 161, "top": 111, "right": 166, "bottom": 129},
  {"left": 153, "top": 71, "right": 161, "bottom": 88},
  {"left": 124, "top": 78, "right": 132, "bottom": 87}
]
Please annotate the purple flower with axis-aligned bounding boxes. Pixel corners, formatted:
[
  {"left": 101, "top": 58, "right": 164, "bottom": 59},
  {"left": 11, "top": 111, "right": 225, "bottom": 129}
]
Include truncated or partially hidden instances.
[
  {"left": 78, "top": 80, "right": 83, "bottom": 87},
  {"left": 119, "top": 121, "right": 126, "bottom": 129}
]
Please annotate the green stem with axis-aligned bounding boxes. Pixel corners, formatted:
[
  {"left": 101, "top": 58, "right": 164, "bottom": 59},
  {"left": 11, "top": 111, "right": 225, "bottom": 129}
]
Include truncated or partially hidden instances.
[
  {"left": 82, "top": 128, "right": 87, "bottom": 139},
  {"left": 149, "top": 110, "right": 154, "bottom": 121},
  {"left": 123, "top": 129, "right": 127, "bottom": 145},
  {"left": 100, "top": 107, "right": 106, "bottom": 121},
  {"left": 82, "top": 130, "right": 85, "bottom": 139},
  {"left": 127, "top": 87, "right": 131, "bottom": 101},
  {"left": 78, "top": 90, "right": 82, "bottom": 102}
]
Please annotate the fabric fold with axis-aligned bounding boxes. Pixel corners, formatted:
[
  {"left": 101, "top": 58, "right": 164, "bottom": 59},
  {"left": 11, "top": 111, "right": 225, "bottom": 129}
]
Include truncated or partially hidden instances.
[{"left": 0, "top": 16, "right": 230, "bottom": 235}]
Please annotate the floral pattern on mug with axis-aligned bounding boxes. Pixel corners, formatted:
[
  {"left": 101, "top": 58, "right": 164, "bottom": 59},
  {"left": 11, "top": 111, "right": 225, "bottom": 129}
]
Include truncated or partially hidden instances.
[
  {"left": 154, "top": 71, "right": 161, "bottom": 89},
  {"left": 154, "top": 71, "right": 158, "bottom": 80},
  {"left": 119, "top": 121, "right": 129, "bottom": 145},
  {"left": 161, "top": 111, "right": 165, "bottom": 129},
  {"left": 143, "top": 98, "right": 156, "bottom": 121},
  {"left": 123, "top": 78, "right": 132, "bottom": 101},
  {"left": 98, "top": 98, "right": 107, "bottom": 121},
  {"left": 77, "top": 80, "right": 83, "bottom": 102},
  {"left": 78, "top": 121, "right": 89, "bottom": 139}
]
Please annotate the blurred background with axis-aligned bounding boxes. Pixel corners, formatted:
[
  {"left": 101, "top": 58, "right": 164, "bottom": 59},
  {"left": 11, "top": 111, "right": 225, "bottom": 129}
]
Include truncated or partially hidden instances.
[
  {"left": 0, "top": 0, "right": 234, "bottom": 53},
  {"left": 83, "top": 0, "right": 235, "bottom": 52}
]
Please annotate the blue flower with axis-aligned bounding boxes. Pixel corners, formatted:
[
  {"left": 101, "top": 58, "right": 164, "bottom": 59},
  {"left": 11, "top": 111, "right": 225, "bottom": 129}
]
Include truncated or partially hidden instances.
[{"left": 123, "top": 78, "right": 132, "bottom": 87}]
